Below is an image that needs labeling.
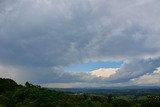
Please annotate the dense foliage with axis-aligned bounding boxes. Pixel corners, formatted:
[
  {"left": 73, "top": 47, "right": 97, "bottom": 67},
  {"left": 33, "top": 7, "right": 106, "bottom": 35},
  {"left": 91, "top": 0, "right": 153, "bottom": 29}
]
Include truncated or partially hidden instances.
[{"left": 0, "top": 78, "right": 160, "bottom": 107}]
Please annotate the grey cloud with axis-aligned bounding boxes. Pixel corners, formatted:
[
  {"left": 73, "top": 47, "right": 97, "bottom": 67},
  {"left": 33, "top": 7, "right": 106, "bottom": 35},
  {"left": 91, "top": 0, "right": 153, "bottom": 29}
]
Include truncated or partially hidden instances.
[
  {"left": 0, "top": 0, "right": 160, "bottom": 86},
  {"left": 130, "top": 67, "right": 160, "bottom": 86},
  {"left": 0, "top": 0, "right": 95, "bottom": 67},
  {"left": 109, "top": 58, "right": 160, "bottom": 83},
  {"left": 15, "top": 66, "right": 100, "bottom": 84}
]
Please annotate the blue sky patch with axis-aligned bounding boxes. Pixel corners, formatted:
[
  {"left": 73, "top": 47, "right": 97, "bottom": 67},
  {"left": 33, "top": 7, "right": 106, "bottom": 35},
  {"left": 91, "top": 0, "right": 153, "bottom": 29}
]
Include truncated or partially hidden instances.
[{"left": 65, "top": 61, "right": 123, "bottom": 72}]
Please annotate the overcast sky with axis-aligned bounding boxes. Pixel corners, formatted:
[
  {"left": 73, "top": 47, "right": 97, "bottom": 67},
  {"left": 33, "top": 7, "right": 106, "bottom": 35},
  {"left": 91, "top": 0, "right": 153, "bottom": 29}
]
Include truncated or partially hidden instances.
[{"left": 0, "top": 0, "right": 160, "bottom": 88}]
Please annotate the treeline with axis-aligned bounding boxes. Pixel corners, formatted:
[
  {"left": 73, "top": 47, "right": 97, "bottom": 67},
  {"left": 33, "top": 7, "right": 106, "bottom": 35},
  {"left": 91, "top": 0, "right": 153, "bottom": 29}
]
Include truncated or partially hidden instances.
[{"left": 0, "top": 78, "right": 160, "bottom": 107}]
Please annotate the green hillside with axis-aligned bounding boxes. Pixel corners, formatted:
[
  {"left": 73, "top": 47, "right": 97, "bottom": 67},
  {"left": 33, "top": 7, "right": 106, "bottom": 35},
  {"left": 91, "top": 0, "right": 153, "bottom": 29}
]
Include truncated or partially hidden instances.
[{"left": 0, "top": 78, "right": 160, "bottom": 107}]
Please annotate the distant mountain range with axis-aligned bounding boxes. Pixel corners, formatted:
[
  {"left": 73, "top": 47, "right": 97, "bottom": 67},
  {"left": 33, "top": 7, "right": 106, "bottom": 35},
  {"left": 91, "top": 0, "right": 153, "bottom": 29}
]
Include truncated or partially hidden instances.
[{"left": 50, "top": 86, "right": 160, "bottom": 96}]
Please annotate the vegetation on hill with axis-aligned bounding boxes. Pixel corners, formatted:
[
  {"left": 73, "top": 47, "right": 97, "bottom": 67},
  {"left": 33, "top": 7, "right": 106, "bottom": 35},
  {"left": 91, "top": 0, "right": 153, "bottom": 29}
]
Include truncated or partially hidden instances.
[{"left": 0, "top": 78, "right": 160, "bottom": 107}]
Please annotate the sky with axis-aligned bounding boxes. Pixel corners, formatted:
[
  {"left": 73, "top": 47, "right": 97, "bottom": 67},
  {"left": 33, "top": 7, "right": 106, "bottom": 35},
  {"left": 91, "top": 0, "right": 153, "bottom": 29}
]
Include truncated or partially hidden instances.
[
  {"left": 65, "top": 61, "right": 123, "bottom": 72},
  {"left": 0, "top": 0, "right": 160, "bottom": 88}
]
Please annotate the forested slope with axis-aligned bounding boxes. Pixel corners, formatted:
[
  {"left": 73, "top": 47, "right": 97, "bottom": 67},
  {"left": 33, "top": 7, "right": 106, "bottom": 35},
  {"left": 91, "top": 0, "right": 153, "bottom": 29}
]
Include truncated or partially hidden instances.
[{"left": 0, "top": 78, "right": 160, "bottom": 107}]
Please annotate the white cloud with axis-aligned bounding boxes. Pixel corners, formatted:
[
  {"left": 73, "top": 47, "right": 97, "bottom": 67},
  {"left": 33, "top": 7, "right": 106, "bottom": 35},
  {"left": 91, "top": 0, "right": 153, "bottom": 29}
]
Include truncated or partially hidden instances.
[{"left": 90, "top": 68, "right": 118, "bottom": 78}]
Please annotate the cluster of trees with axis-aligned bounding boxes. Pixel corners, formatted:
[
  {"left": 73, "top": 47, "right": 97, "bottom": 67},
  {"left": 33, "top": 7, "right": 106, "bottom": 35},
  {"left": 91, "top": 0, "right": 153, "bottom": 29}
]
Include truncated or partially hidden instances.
[{"left": 0, "top": 78, "right": 160, "bottom": 107}]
